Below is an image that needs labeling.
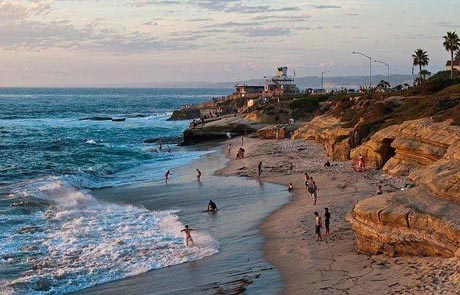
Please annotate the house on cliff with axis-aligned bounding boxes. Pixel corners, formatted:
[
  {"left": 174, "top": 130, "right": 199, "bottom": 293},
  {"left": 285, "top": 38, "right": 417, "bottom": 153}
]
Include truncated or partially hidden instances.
[{"left": 445, "top": 60, "right": 460, "bottom": 71}]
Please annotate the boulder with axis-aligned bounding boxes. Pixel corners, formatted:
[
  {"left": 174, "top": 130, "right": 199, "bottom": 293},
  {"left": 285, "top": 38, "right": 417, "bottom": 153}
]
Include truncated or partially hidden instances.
[
  {"left": 347, "top": 186, "right": 460, "bottom": 258},
  {"left": 167, "top": 108, "right": 201, "bottom": 121},
  {"left": 257, "top": 126, "right": 286, "bottom": 139}
]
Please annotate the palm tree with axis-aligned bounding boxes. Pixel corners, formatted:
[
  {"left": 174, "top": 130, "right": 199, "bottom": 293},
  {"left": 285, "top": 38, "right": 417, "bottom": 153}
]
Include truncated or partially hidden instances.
[
  {"left": 443, "top": 31, "right": 460, "bottom": 78},
  {"left": 412, "top": 48, "right": 430, "bottom": 83}
]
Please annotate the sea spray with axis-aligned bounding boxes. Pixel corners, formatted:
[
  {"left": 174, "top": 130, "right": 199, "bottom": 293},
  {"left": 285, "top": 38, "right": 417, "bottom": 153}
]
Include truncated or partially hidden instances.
[{"left": 1, "top": 180, "right": 219, "bottom": 295}]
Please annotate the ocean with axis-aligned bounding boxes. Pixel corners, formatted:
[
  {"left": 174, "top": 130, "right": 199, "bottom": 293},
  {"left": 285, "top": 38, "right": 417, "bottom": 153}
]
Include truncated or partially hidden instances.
[{"left": 0, "top": 88, "right": 237, "bottom": 294}]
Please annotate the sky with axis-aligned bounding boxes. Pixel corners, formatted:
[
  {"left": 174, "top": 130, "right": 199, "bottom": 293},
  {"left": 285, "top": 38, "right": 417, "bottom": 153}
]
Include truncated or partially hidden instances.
[{"left": 0, "top": 0, "right": 459, "bottom": 86}]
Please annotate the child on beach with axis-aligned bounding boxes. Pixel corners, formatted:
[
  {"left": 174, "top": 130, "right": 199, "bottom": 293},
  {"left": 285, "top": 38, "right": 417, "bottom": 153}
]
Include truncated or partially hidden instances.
[
  {"left": 314, "top": 212, "right": 323, "bottom": 241},
  {"left": 324, "top": 208, "right": 331, "bottom": 236},
  {"left": 180, "top": 225, "right": 195, "bottom": 247},
  {"left": 164, "top": 170, "right": 171, "bottom": 184}
]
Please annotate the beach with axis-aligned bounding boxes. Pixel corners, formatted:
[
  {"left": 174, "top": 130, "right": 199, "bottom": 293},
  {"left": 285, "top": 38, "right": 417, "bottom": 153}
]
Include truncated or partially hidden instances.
[
  {"left": 74, "top": 142, "right": 290, "bottom": 294},
  {"left": 218, "top": 136, "right": 460, "bottom": 294}
]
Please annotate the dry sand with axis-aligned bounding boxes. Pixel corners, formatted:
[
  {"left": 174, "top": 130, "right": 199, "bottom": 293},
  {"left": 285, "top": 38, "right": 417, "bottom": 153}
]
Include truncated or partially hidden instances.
[{"left": 216, "top": 136, "right": 460, "bottom": 295}]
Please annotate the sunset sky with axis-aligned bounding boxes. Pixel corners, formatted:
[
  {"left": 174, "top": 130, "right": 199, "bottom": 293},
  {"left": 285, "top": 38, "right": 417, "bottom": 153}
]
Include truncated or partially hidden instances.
[{"left": 0, "top": 0, "right": 459, "bottom": 86}]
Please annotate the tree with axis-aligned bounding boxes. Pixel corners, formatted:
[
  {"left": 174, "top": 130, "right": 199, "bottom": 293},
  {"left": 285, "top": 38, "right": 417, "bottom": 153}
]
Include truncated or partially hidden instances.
[
  {"left": 412, "top": 49, "right": 430, "bottom": 84},
  {"left": 455, "top": 50, "right": 460, "bottom": 62},
  {"left": 443, "top": 31, "right": 460, "bottom": 78},
  {"left": 420, "top": 69, "right": 431, "bottom": 80}
]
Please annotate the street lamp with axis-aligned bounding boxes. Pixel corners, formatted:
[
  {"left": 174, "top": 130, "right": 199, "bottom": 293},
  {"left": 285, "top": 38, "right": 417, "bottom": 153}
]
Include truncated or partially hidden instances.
[
  {"left": 374, "top": 60, "right": 390, "bottom": 86},
  {"left": 321, "top": 70, "right": 330, "bottom": 92},
  {"left": 353, "top": 51, "right": 372, "bottom": 89}
]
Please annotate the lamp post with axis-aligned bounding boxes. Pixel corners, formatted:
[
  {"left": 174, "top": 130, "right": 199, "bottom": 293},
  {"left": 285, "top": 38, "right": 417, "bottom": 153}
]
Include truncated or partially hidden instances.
[
  {"left": 353, "top": 51, "right": 372, "bottom": 89},
  {"left": 321, "top": 70, "right": 330, "bottom": 92},
  {"left": 374, "top": 60, "right": 390, "bottom": 87}
]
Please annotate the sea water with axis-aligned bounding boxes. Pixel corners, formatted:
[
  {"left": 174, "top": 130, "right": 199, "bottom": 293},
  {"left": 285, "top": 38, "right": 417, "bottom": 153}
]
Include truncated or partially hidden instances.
[{"left": 0, "top": 88, "right": 230, "bottom": 294}]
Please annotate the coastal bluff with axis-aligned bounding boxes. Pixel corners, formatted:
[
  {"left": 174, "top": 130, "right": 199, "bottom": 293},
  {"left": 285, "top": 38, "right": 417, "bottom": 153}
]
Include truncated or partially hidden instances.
[
  {"left": 347, "top": 118, "right": 460, "bottom": 258},
  {"left": 291, "top": 115, "right": 354, "bottom": 161}
]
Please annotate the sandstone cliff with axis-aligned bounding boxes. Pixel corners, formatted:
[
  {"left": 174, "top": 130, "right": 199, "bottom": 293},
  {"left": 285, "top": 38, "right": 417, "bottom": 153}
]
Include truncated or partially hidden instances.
[
  {"left": 348, "top": 118, "right": 460, "bottom": 258},
  {"left": 291, "top": 115, "right": 354, "bottom": 160}
]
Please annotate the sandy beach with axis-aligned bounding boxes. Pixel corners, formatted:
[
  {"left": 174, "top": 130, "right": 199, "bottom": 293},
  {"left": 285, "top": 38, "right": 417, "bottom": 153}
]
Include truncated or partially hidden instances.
[{"left": 217, "top": 136, "right": 460, "bottom": 294}]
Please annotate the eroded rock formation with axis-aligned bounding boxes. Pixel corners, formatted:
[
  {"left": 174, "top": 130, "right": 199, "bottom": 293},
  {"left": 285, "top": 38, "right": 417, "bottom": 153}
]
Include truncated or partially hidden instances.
[
  {"left": 257, "top": 126, "right": 286, "bottom": 139},
  {"left": 291, "top": 115, "right": 354, "bottom": 160},
  {"left": 348, "top": 118, "right": 460, "bottom": 258}
]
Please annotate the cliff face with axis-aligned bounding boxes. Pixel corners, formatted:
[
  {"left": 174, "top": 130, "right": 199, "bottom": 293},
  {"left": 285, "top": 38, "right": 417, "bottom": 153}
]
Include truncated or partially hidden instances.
[
  {"left": 348, "top": 118, "right": 460, "bottom": 258},
  {"left": 350, "top": 118, "right": 460, "bottom": 176},
  {"left": 291, "top": 115, "right": 353, "bottom": 160},
  {"left": 346, "top": 186, "right": 460, "bottom": 258}
]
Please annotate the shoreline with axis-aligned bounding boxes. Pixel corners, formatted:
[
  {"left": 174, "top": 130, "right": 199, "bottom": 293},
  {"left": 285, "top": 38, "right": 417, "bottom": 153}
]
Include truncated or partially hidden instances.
[
  {"left": 75, "top": 141, "right": 290, "bottom": 295},
  {"left": 217, "top": 136, "right": 459, "bottom": 294}
]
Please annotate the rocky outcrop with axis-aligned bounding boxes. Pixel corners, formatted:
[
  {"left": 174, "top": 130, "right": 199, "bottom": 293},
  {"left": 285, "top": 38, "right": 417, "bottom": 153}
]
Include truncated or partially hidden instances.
[
  {"left": 257, "top": 126, "right": 286, "bottom": 139},
  {"left": 351, "top": 118, "right": 460, "bottom": 175},
  {"left": 291, "top": 116, "right": 353, "bottom": 160},
  {"left": 348, "top": 118, "right": 460, "bottom": 259},
  {"left": 346, "top": 186, "right": 460, "bottom": 258},
  {"left": 167, "top": 108, "right": 201, "bottom": 121},
  {"left": 350, "top": 125, "right": 398, "bottom": 168},
  {"left": 182, "top": 122, "right": 257, "bottom": 145}
]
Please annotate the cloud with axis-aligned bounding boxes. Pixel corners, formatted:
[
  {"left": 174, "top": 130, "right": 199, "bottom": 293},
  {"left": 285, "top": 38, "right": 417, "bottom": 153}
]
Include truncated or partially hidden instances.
[
  {"left": 224, "top": 3, "right": 270, "bottom": 13},
  {"left": 312, "top": 5, "right": 341, "bottom": 9},
  {"left": 438, "top": 21, "right": 459, "bottom": 28},
  {"left": 0, "top": 0, "right": 50, "bottom": 20},
  {"left": 130, "top": 0, "right": 180, "bottom": 7},
  {"left": 189, "top": 0, "right": 240, "bottom": 11},
  {"left": 236, "top": 26, "right": 291, "bottom": 37},
  {"left": 252, "top": 14, "right": 310, "bottom": 22}
]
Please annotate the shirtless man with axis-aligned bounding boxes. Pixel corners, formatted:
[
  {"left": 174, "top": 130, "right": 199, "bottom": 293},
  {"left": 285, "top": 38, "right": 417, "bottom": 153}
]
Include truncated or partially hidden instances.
[
  {"left": 180, "top": 225, "right": 195, "bottom": 247},
  {"left": 314, "top": 212, "right": 323, "bottom": 241},
  {"left": 196, "top": 169, "right": 202, "bottom": 182},
  {"left": 358, "top": 154, "right": 366, "bottom": 171},
  {"left": 164, "top": 170, "right": 171, "bottom": 184},
  {"left": 308, "top": 177, "right": 318, "bottom": 205}
]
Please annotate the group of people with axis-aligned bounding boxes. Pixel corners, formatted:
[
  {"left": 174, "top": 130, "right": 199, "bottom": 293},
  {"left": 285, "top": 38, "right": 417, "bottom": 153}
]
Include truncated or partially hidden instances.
[
  {"left": 304, "top": 173, "right": 319, "bottom": 205},
  {"left": 149, "top": 143, "right": 171, "bottom": 153},
  {"left": 314, "top": 208, "right": 331, "bottom": 241}
]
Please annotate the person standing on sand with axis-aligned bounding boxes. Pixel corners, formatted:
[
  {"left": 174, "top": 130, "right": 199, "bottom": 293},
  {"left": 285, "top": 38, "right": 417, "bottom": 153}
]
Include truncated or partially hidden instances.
[
  {"left": 308, "top": 177, "right": 318, "bottom": 205},
  {"left": 164, "top": 170, "right": 171, "bottom": 184},
  {"left": 227, "top": 143, "right": 231, "bottom": 154},
  {"left": 324, "top": 208, "right": 331, "bottom": 236},
  {"left": 314, "top": 212, "right": 323, "bottom": 241},
  {"left": 258, "top": 161, "right": 263, "bottom": 177},
  {"left": 180, "top": 225, "right": 195, "bottom": 247},
  {"left": 288, "top": 183, "right": 293, "bottom": 192},
  {"left": 196, "top": 169, "right": 202, "bottom": 182},
  {"left": 304, "top": 173, "right": 310, "bottom": 192},
  {"left": 358, "top": 154, "right": 366, "bottom": 171},
  {"left": 241, "top": 135, "right": 244, "bottom": 146},
  {"left": 289, "top": 162, "right": 293, "bottom": 173},
  {"left": 376, "top": 185, "right": 383, "bottom": 195}
]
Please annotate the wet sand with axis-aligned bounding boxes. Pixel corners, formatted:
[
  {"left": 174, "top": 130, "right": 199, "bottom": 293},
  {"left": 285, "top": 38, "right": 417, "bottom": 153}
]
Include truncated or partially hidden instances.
[
  {"left": 75, "top": 144, "right": 290, "bottom": 295},
  {"left": 218, "top": 136, "right": 460, "bottom": 294}
]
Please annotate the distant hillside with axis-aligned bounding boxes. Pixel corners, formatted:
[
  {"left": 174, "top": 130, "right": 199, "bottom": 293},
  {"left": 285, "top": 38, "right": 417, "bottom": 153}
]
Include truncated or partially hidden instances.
[{"left": 118, "top": 75, "right": 413, "bottom": 89}]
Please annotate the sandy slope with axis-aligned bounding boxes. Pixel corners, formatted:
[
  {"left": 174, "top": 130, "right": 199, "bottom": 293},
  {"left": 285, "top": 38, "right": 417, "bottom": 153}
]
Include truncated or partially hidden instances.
[{"left": 216, "top": 136, "right": 460, "bottom": 295}]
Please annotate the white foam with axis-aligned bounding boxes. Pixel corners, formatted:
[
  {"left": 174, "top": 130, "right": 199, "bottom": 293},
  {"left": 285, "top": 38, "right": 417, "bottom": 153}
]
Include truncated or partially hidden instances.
[{"left": 2, "top": 180, "right": 220, "bottom": 294}]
